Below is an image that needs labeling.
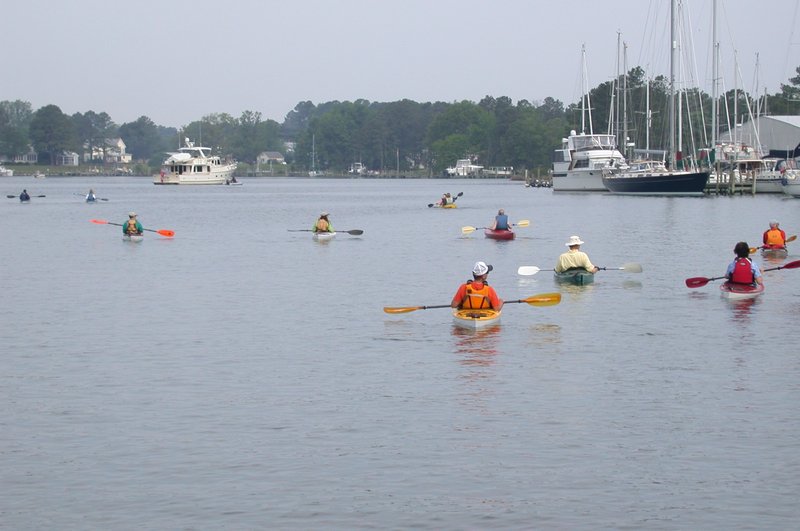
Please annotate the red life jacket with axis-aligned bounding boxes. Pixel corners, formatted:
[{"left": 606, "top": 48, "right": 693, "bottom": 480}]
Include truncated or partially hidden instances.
[{"left": 729, "top": 258, "right": 754, "bottom": 284}]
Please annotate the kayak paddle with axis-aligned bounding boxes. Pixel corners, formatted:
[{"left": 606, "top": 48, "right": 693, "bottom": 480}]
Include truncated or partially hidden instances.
[
  {"left": 90, "top": 218, "right": 175, "bottom": 238},
  {"left": 685, "top": 259, "right": 800, "bottom": 288},
  {"left": 7, "top": 194, "right": 45, "bottom": 198},
  {"left": 517, "top": 262, "right": 642, "bottom": 276},
  {"left": 287, "top": 229, "right": 364, "bottom": 235},
  {"left": 383, "top": 292, "right": 561, "bottom": 314},
  {"left": 462, "top": 220, "right": 530, "bottom": 234},
  {"left": 749, "top": 234, "right": 796, "bottom": 254},
  {"left": 428, "top": 191, "right": 463, "bottom": 207}
]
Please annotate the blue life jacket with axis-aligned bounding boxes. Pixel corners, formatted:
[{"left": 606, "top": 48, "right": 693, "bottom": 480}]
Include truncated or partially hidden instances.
[{"left": 495, "top": 214, "right": 509, "bottom": 230}]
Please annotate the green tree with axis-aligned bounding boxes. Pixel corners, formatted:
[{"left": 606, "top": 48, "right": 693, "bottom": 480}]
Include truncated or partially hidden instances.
[
  {"left": 119, "top": 116, "right": 166, "bottom": 162},
  {"left": 29, "top": 104, "right": 75, "bottom": 164},
  {"left": 0, "top": 100, "right": 33, "bottom": 156},
  {"left": 73, "top": 110, "right": 117, "bottom": 162}
]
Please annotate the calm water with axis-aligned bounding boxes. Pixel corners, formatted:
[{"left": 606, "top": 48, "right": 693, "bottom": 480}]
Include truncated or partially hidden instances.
[{"left": 2, "top": 176, "right": 798, "bottom": 530}]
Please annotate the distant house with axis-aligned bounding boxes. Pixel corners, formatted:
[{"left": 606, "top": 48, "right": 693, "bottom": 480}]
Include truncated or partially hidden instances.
[
  {"left": 257, "top": 151, "right": 286, "bottom": 165},
  {"left": 57, "top": 151, "right": 80, "bottom": 166},
  {"left": 84, "top": 138, "right": 133, "bottom": 164},
  {"left": 0, "top": 145, "right": 38, "bottom": 164}
]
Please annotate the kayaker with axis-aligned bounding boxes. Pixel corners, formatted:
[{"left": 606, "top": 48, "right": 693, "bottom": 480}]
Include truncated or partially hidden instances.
[
  {"left": 555, "top": 235, "right": 599, "bottom": 273},
  {"left": 439, "top": 192, "right": 453, "bottom": 206},
  {"left": 19, "top": 189, "right": 30, "bottom": 202},
  {"left": 451, "top": 261, "right": 504, "bottom": 310},
  {"left": 86, "top": 189, "right": 96, "bottom": 202},
  {"left": 490, "top": 209, "right": 509, "bottom": 230},
  {"left": 726, "top": 242, "right": 763, "bottom": 286},
  {"left": 123, "top": 212, "right": 143, "bottom": 235},
  {"left": 762, "top": 220, "right": 787, "bottom": 250},
  {"left": 312, "top": 212, "right": 333, "bottom": 233}
]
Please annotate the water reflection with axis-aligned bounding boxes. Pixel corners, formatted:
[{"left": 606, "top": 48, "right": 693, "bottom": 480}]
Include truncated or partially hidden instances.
[
  {"left": 452, "top": 325, "right": 501, "bottom": 363},
  {"left": 526, "top": 323, "right": 562, "bottom": 349},
  {"left": 725, "top": 296, "right": 759, "bottom": 323}
]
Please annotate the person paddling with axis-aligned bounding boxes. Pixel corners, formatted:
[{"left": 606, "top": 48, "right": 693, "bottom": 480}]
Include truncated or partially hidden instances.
[
  {"left": 762, "top": 220, "right": 787, "bottom": 250},
  {"left": 123, "top": 212, "right": 143, "bottom": 236},
  {"left": 490, "top": 209, "right": 509, "bottom": 230},
  {"left": 312, "top": 212, "right": 333, "bottom": 233},
  {"left": 451, "top": 261, "right": 504, "bottom": 310},
  {"left": 19, "top": 189, "right": 30, "bottom": 202},
  {"left": 555, "top": 235, "right": 599, "bottom": 273},
  {"left": 86, "top": 189, "right": 96, "bottom": 202},
  {"left": 726, "top": 242, "right": 763, "bottom": 286},
  {"left": 439, "top": 192, "right": 453, "bottom": 207}
]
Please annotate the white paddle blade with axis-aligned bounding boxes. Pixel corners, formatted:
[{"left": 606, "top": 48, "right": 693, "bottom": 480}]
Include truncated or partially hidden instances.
[
  {"left": 461, "top": 226, "right": 477, "bottom": 234},
  {"left": 514, "top": 219, "right": 531, "bottom": 228},
  {"left": 621, "top": 262, "right": 643, "bottom": 273},
  {"left": 517, "top": 266, "right": 541, "bottom": 276}
]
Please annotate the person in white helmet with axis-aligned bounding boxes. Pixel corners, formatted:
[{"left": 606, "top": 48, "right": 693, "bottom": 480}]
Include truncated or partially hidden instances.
[
  {"left": 451, "top": 261, "right": 503, "bottom": 310},
  {"left": 762, "top": 220, "right": 787, "bottom": 250}
]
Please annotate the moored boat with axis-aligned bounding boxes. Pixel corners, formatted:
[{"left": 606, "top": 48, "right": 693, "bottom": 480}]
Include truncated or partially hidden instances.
[
  {"left": 312, "top": 231, "right": 336, "bottom": 242},
  {"left": 484, "top": 228, "right": 515, "bottom": 240},
  {"left": 452, "top": 308, "right": 501, "bottom": 329},
  {"left": 719, "top": 282, "right": 764, "bottom": 300},
  {"left": 782, "top": 175, "right": 800, "bottom": 198},
  {"left": 554, "top": 269, "right": 595, "bottom": 285},
  {"left": 122, "top": 234, "right": 144, "bottom": 243},
  {"left": 761, "top": 247, "right": 788, "bottom": 259},
  {"left": 154, "top": 138, "right": 237, "bottom": 185},
  {"left": 602, "top": 159, "right": 709, "bottom": 196}
]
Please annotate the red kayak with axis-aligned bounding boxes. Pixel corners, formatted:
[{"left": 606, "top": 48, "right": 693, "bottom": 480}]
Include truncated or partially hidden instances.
[{"left": 484, "top": 228, "right": 515, "bottom": 240}]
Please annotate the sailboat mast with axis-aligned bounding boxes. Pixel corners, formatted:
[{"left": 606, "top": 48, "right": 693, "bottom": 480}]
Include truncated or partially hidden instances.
[
  {"left": 581, "top": 44, "right": 593, "bottom": 134},
  {"left": 669, "top": 0, "right": 677, "bottom": 167},
  {"left": 623, "top": 41, "right": 629, "bottom": 159},
  {"left": 711, "top": 0, "right": 719, "bottom": 153}
]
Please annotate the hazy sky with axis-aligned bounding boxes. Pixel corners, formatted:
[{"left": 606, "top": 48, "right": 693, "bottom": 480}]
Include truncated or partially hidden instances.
[{"left": 3, "top": 0, "right": 798, "bottom": 128}]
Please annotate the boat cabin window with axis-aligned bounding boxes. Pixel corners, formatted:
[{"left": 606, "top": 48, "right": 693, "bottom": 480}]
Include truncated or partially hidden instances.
[
  {"left": 573, "top": 159, "right": 589, "bottom": 169},
  {"left": 553, "top": 151, "right": 569, "bottom": 163}
]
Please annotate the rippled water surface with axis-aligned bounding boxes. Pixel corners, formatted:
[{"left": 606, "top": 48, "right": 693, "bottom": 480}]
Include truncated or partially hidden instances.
[{"left": 2, "top": 176, "right": 799, "bottom": 529}]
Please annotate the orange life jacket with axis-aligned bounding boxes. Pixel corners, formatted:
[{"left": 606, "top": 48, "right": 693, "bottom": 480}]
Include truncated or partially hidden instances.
[
  {"left": 764, "top": 228, "right": 785, "bottom": 247},
  {"left": 730, "top": 258, "right": 754, "bottom": 284},
  {"left": 315, "top": 218, "right": 330, "bottom": 232},
  {"left": 461, "top": 281, "right": 491, "bottom": 309}
]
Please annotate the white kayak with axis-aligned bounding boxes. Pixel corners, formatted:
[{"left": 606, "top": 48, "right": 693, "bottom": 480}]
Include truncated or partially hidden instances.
[
  {"left": 719, "top": 282, "right": 764, "bottom": 300},
  {"left": 452, "top": 308, "right": 501, "bottom": 329},
  {"left": 312, "top": 231, "right": 336, "bottom": 241},
  {"left": 122, "top": 234, "right": 144, "bottom": 243}
]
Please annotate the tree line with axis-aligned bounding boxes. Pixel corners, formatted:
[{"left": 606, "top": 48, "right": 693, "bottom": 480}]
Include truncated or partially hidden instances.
[{"left": 1, "top": 65, "right": 798, "bottom": 175}]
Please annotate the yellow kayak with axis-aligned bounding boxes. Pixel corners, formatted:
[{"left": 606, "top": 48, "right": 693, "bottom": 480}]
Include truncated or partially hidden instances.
[{"left": 452, "top": 308, "right": 501, "bottom": 329}]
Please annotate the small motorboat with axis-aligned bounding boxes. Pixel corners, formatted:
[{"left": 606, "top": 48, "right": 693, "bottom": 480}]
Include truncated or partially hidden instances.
[
  {"left": 554, "top": 269, "right": 595, "bottom": 285},
  {"left": 484, "top": 228, "right": 515, "bottom": 240},
  {"left": 122, "top": 234, "right": 144, "bottom": 243},
  {"left": 452, "top": 308, "right": 501, "bottom": 329},
  {"left": 719, "top": 282, "right": 764, "bottom": 300},
  {"left": 760, "top": 247, "right": 788, "bottom": 259},
  {"left": 312, "top": 231, "right": 336, "bottom": 242}
]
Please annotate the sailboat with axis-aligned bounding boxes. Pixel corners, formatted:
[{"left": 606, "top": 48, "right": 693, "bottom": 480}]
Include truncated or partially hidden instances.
[
  {"left": 551, "top": 45, "right": 626, "bottom": 192},
  {"left": 308, "top": 134, "right": 320, "bottom": 177},
  {"left": 602, "top": 0, "right": 710, "bottom": 196}
]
